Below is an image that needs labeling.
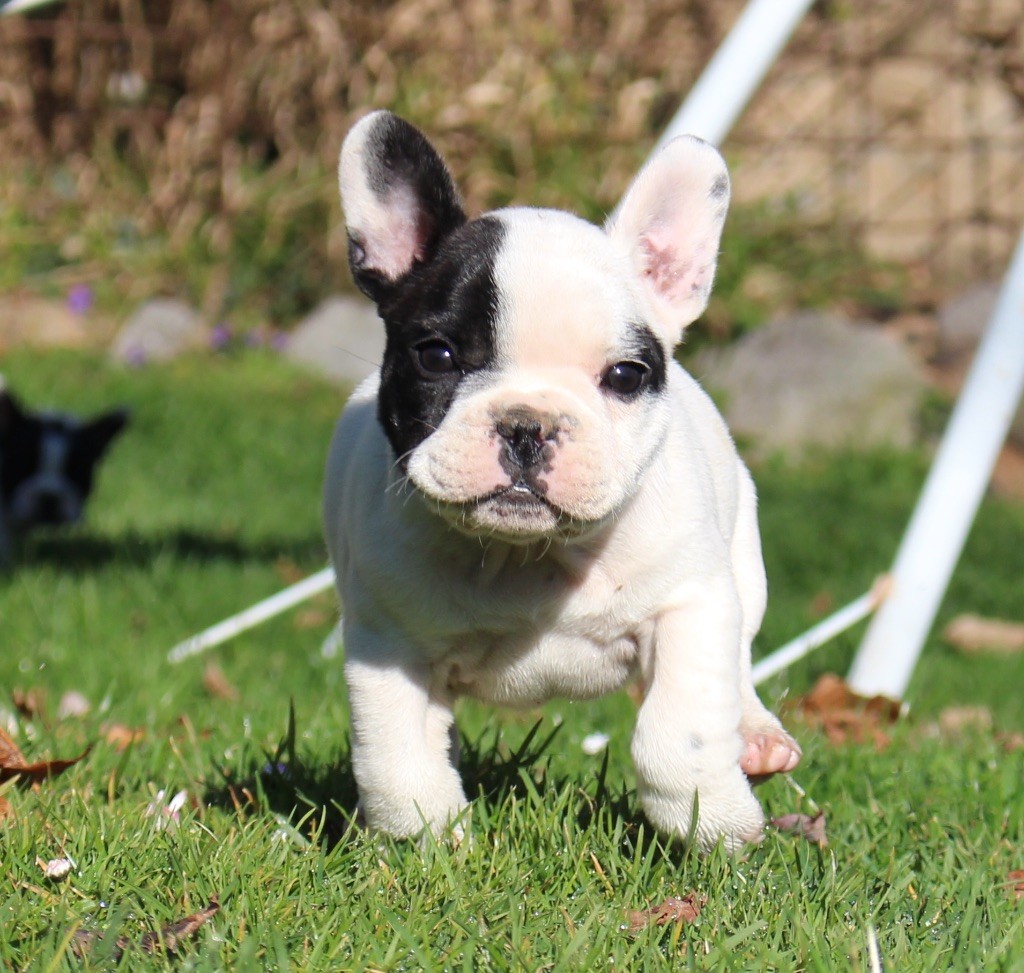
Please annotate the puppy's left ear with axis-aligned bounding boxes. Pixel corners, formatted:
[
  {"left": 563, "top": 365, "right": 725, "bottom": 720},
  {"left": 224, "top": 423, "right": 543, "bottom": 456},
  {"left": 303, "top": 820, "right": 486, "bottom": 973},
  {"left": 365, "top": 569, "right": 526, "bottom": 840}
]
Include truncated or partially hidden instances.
[
  {"left": 606, "top": 136, "right": 730, "bottom": 345},
  {"left": 81, "top": 409, "right": 129, "bottom": 459},
  {"left": 339, "top": 111, "right": 467, "bottom": 305}
]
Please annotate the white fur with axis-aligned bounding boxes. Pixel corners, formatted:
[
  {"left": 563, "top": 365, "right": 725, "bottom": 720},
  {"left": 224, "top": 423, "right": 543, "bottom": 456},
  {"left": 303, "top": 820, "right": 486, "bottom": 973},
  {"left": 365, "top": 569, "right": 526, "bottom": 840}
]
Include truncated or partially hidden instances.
[{"left": 324, "top": 123, "right": 797, "bottom": 852}]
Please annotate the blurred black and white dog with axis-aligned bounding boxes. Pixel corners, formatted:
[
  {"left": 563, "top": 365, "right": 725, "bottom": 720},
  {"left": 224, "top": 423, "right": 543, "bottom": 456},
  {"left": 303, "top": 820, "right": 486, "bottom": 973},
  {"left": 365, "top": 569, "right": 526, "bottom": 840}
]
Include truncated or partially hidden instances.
[
  {"left": 0, "top": 377, "right": 128, "bottom": 566},
  {"left": 323, "top": 112, "right": 800, "bottom": 852}
]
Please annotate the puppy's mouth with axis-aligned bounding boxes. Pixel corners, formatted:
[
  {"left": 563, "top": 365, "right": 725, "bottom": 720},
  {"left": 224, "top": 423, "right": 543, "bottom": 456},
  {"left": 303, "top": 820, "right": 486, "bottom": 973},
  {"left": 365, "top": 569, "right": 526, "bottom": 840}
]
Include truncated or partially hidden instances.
[{"left": 430, "top": 481, "right": 591, "bottom": 542}]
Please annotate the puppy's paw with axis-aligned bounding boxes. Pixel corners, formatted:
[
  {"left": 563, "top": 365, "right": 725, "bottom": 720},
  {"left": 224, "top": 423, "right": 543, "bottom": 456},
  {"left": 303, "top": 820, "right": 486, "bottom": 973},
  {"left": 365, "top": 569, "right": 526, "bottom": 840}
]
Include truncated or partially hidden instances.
[
  {"left": 640, "top": 768, "right": 766, "bottom": 854},
  {"left": 739, "top": 712, "right": 801, "bottom": 783}
]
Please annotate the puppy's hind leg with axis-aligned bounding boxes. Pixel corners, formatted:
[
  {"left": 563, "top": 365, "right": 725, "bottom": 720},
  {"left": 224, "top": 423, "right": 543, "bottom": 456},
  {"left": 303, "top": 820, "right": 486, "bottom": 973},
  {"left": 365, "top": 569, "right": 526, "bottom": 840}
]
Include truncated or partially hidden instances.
[{"left": 731, "top": 465, "right": 802, "bottom": 780}]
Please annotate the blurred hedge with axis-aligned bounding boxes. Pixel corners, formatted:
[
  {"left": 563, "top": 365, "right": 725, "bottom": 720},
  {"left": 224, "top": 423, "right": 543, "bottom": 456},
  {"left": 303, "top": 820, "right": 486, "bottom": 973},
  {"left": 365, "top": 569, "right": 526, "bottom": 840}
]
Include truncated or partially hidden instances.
[{"left": 0, "top": 0, "right": 750, "bottom": 321}]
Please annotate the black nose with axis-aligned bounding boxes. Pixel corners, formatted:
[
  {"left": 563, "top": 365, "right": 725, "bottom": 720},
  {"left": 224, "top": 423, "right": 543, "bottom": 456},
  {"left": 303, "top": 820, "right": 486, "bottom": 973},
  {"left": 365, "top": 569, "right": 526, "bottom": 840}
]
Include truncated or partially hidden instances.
[{"left": 496, "top": 415, "right": 547, "bottom": 476}]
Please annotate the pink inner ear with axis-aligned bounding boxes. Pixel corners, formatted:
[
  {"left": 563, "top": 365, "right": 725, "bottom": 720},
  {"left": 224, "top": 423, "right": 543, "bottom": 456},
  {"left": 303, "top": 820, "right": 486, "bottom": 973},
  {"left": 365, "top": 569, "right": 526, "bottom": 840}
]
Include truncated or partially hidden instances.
[{"left": 640, "top": 226, "right": 710, "bottom": 306}]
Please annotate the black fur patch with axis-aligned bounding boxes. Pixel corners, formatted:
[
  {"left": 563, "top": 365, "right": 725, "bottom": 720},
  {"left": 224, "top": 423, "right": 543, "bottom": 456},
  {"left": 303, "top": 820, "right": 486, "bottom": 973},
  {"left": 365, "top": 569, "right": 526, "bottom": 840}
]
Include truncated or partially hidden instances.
[
  {"left": 624, "top": 322, "right": 668, "bottom": 395},
  {"left": 350, "top": 113, "right": 467, "bottom": 304},
  {"left": 376, "top": 216, "right": 505, "bottom": 465}
]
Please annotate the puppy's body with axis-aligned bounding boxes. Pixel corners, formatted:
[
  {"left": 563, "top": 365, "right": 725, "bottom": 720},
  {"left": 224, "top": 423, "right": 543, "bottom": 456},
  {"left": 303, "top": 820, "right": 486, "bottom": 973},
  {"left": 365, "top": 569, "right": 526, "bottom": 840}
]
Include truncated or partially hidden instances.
[{"left": 324, "top": 113, "right": 799, "bottom": 851}]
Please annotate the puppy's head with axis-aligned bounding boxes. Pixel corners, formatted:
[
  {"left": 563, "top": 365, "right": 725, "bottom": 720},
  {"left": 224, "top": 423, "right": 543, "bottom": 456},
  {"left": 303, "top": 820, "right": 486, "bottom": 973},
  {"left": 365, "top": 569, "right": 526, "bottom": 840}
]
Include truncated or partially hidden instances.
[
  {"left": 339, "top": 111, "right": 729, "bottom": 543},
  {"left": 0, "top": 385, "right": 129, "bottom": 530}
]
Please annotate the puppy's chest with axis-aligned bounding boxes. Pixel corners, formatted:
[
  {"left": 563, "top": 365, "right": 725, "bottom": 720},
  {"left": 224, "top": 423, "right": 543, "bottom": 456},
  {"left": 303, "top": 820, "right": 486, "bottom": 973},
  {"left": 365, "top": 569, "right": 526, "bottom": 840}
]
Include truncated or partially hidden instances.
[{"left": 432, "top": 559, "right": 655, "bottom": 707}]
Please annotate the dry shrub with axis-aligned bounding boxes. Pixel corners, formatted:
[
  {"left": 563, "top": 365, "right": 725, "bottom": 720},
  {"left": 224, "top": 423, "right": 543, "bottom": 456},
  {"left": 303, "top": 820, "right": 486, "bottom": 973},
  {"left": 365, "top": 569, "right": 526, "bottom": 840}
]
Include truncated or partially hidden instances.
[{"left": 0, "top": 0, "right": 746, "bottom": 321}]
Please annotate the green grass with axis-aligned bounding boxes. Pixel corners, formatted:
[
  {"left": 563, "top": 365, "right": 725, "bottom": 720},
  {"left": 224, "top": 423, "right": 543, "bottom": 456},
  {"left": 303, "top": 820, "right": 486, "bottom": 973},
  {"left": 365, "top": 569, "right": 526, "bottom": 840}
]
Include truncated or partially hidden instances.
[{"left": 1, "top": 349, "right": 1023, "bottom": 971}]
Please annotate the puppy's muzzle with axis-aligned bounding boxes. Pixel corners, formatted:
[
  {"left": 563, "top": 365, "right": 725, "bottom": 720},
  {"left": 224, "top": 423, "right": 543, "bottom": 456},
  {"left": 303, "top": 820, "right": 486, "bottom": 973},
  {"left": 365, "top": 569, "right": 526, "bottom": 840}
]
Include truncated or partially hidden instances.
[{"left": 495, "top": 407, "right": 558, "bottom": 490}]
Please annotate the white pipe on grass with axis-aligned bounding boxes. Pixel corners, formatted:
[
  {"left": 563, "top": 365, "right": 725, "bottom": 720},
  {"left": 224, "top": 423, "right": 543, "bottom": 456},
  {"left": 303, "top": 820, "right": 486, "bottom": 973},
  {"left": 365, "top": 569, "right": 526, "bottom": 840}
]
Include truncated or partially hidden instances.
[
  {"left": 167, "top": 566, "right": 336, "bottom": 663},
  {"left": 752, "top": 576, "right": 891, "bottom": 686}
]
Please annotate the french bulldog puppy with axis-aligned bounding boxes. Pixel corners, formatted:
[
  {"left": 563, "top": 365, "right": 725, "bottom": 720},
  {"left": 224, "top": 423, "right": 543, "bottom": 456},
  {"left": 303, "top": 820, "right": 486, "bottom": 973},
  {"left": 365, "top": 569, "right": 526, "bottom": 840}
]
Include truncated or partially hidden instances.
[
  {"left": 323, "top": 112, "right": 800, "bottom": 851},
  {"left": 0, "top": 378, "right": 128, "bottom": 567}
]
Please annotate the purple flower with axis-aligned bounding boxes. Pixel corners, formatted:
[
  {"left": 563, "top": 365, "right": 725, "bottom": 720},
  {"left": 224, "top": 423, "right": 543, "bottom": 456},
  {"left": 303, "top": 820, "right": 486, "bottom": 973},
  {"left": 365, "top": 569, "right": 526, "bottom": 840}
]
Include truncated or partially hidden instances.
[
  {"left": 124, "top": 345, "right": 148, "bottom": 368},
  {"left": 270, "top": 330, "right": 289, "bottom": 353},
  {"left": 67, "top": 284, "right": 93, "bottom": 315},
  {"left": 210, "top": 323, "right": 233, "bottom": 351}
]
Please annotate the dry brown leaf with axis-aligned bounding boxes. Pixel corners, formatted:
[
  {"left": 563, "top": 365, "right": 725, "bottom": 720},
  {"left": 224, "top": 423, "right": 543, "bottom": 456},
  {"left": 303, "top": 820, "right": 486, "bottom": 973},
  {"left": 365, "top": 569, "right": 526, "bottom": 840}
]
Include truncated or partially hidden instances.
[
  {"left": 103, "top": 724, "right": 146, "bottom": 751},
  {"left": 626, "top": 892, "right": 705, "bottom": 933},
  {"left": 294, "top": 607, "right": 330, "bottom": 630},
  {"left": 999, "top": 732, "right": 1024, "bottom": 753},
  {"left": 791, "top": 673, "right": 903, "bottom": 750},
  {"left": 202, "top": 662, "right": 240, "bottom": 701},
  {"left": 1007, "top": 870, "right": 1024, "bottom": 901},
  {"left": 0, "top": 795, "right": 12, "bottom": 823},
  {"left": 943, "top": 615, "right": 1024, "bottom": 655},
  {"left": 771, "top": 811, "right": 828, "bottom": 847},
  {"left": 937, "top": 706, "right": 993, "bottom": 736},
  {"left": 0, "top": 747, "right": 92, "bottom": 783},
  {"left": 0, "top": 725, "right": 91, "bottom": 783},
  {"left": 0, "top": 726, "right": 27, "bottom": 768},
  {"left": 12, "top": 687, "right": 46, "bottom": 721},
  {"left": 70, "top": 899, "right": 220, "bottom": 960}
]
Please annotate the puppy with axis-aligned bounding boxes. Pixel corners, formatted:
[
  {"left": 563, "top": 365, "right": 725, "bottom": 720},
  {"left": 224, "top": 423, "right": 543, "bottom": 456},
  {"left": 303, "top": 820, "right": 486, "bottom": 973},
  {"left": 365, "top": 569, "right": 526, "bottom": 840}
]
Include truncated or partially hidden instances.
[
  {"left": 0, "top": 377, "right": 128, "bottom": 566},
  {"left": 323, "top": 112, "right": 800, "bottom": 851}
]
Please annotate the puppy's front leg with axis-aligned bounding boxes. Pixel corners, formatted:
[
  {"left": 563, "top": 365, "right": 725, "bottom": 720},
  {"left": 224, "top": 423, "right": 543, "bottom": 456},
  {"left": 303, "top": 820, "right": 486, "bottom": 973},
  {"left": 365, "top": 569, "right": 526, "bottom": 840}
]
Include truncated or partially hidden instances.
[
  {"left": 632, "top": 587, "right": 765, "bottom": 853},
  {"left": 345, "top": 627, "right": 467, "bottom": 840}
]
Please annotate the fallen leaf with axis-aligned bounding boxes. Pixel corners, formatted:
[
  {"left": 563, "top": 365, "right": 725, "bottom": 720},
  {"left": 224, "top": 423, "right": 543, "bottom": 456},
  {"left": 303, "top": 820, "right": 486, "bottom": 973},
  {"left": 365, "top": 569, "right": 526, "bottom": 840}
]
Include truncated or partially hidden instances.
[
  {"left": 943, "top": 615, "right": 1024, "bottom": 655},
  {"left": 202, "top": 662, "right": 239, "bottom": 701},
  {"left": 771, "top": 811, "right": 828, "bottom": 847},
  {"left": 294, "top": 607, "right": 330, "bottom": 630},
  {"left": 57, "top": 691, "right": 91, "bottom": 720},
  {"left": 626, "top": 892, "right": 705, "bottom": 933},
  {"left": 937, "top": 706, "right": 993, "bottom": 736},
  {"left": 0, "top": 726, "right": 26, "bottom": 767},
  {"left": 38, "top": 856, "right": 75, "bottom": 880},
  {"left": 0, "top": 795, "right": 11, "bottom": 823},
  {"left": 999, "top": 732, "right": 1024, "bottom": 753},
  {"left": 70, "top": 899, "right": 220, "bottom": 961},
  {"left": 1007, "top": 870, "right": 1024, "bottom": 901},
  {"left": 103, "top": 723, "right": 146, "bottom": 751},
  {"left": 12, "top": 687, "right": 46, "bottom": 721},
  {"left": 0, "top": 726, "right": 91, "bottom": 783},
  {"left": 791, "top": 674, "right": 903, "bottom": 750}
]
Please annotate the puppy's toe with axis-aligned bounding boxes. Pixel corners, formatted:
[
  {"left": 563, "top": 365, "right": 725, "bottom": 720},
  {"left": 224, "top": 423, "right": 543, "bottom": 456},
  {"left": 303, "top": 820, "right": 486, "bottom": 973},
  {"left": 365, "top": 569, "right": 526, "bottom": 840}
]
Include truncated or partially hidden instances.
[{"left": 740, "top": 729, "right": 802, "bottom": 782}]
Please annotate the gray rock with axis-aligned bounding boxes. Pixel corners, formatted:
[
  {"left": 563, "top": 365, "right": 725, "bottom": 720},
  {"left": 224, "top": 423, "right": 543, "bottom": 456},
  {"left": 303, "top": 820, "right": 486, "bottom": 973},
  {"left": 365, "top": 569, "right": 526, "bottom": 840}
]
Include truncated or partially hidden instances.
[
  {"left": 284, "top": 296, "right": 384, "bottom": 385},
  {"left": 936, "top": 282, "right": 1000, "bottom": 360},
  {"left": 694, "top": 311, "right": 926, "bottom": 456},
  {"left": 111, "top": 298, "right": 206, "bottom": 364}
]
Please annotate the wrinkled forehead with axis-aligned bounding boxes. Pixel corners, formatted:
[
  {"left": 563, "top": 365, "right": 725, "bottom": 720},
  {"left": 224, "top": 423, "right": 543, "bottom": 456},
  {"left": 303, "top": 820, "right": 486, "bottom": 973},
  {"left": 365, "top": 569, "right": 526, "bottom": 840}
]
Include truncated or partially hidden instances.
[{"left": 492, "top": 209, "right": 648, "bottom": 370}]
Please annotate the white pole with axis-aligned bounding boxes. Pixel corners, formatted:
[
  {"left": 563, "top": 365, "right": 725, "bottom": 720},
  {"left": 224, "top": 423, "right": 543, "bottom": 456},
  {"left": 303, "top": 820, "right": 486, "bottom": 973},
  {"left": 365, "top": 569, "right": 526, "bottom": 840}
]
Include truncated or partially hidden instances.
[
  {"left": 167, "top": 566, "right": 336, "bottom": 663},
  {"left": 848, "top": 229, "right": 1024, "bottom": 698},
  {"left": 752, "top": 577, "right": 890, "bottom": 685},
  {"left": 648, "top": 0, "right": 815, "bottom": 151}
]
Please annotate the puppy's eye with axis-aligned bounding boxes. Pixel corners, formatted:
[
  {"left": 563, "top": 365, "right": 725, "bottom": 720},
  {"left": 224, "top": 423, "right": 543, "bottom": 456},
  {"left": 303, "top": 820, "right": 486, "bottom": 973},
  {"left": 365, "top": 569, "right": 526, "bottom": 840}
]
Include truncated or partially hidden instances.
[
  {"left": 601, "top": 360, "right": 650, "bottom": 397},
  {"left": 413, "top": 339, "right": 457, "bottom": 376}
]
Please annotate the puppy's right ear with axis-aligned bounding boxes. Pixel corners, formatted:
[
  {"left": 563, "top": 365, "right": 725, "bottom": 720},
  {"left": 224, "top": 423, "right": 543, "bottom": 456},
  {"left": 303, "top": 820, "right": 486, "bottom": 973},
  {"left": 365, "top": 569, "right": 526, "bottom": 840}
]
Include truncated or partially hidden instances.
[{"left": 339, "top": 111, "right": 467, "bottom": 305}]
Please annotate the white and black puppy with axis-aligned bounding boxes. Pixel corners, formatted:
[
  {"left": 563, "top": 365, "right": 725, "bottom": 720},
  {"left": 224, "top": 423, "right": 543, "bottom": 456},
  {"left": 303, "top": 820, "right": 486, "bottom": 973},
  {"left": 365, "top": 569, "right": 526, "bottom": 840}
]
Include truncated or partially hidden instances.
[
  {"left": 323, "top": 112, "right": 800, "bottom": 852},
  {"left": 0, "top": 377, "right": 128, "bottom": 567}
]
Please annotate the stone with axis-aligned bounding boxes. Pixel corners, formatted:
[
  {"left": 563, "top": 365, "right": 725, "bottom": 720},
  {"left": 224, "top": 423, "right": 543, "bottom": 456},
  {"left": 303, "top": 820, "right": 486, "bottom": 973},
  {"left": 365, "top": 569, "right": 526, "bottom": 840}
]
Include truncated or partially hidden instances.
[
  {"left": 694, "top": 311, "right": 926, "bottom": 457},
  {"left": 936, "top": 281, "right": 1000, "bottom": 360},
  {"left": 110, "top": 298, "right": 206, "bottom": 365},
  {"left": 0, "top": 295, "right": 94, "bottom": 353},
  {"left": 283, "top": 295, "right": 384, "bottom": 385}
]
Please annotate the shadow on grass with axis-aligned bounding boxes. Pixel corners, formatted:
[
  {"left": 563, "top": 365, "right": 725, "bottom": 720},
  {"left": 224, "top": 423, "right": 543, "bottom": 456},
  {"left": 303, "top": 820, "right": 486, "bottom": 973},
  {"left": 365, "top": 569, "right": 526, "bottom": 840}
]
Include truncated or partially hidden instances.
[
  {"left": 203, "top": 709, "right": 686, "bottom": 865},
  {"left": 17, "top": 528, "right": 326, "bottom": 574}
]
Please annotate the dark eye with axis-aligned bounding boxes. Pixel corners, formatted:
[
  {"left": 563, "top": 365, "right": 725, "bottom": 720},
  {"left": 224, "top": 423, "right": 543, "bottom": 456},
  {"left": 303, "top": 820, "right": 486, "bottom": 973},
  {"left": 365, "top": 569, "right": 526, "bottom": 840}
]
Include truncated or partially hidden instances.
[
  {"left": 413, "top": 339, "right": 457, "bottom": 377},
  {"left": 601, "top": 360, "right": 650, "bottom": 397}
]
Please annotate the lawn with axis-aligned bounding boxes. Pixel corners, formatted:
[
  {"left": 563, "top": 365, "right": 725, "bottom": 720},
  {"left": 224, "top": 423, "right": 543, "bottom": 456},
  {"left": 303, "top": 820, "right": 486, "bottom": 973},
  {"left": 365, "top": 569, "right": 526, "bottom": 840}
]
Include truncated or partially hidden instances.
[{"left": 1, "top": 348, "right": 1022, "bottom": 971}]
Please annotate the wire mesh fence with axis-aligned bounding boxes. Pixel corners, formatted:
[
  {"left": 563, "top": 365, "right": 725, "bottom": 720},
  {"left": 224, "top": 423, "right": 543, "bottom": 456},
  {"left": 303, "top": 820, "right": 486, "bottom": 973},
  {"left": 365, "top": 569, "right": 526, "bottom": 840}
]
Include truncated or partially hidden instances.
[{"left": 1, "top": 0, "right": 1021, "bottom": 302}]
